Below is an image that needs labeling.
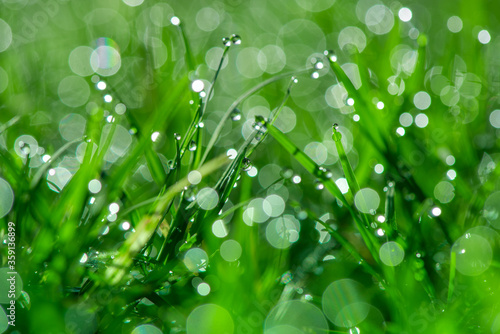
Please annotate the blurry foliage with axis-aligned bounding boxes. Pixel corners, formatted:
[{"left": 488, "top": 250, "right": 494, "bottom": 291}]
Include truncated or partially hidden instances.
[{"left": 1, "top": 0, "right": 500, "bottom": 333}]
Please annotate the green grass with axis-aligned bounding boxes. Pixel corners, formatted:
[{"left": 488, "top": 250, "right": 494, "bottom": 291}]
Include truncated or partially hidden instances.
[{"left": 1, "top": 1, "right": 500, "bottom": 333}]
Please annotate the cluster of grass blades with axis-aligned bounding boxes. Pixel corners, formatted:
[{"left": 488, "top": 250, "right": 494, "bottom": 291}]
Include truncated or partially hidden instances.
[{"left": 1, "top": 4, "right": 500, "bottom": 334}]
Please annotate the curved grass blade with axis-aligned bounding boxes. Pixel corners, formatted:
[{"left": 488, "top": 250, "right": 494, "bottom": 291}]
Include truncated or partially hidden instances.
[
  {"left": 30, "top": 137, "right": 83, "bottom": 189},
  {"left": 200, "top": 68, "right": 311, "bottom": 165},
  {"left": 0, "top": 115, "right": 21, "bottom": 134},
  {"left": 332, "top": 124, "right": 360, "bottom": 195}
]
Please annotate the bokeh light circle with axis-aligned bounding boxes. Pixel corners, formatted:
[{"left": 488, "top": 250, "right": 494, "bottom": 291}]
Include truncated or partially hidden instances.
[
  {"left": 433, "top": 181, "right": 455, "bottom": 203},
  {"left": 379, "top": 241, "right": 405, "bottom": 266},
  {"left": 69, "top": 46, "right": 94, "bottom": 76},
  {"left": 220, "top": 239, "right": 242, "bottom": 262},
  {"left": 0, "top": 178, "right": 14, "bottom": 218},
  {"left": 484, "top": 191, "right": 500, "bottom": 229},
  {"left": 322, "top": 279, "right": 370, "bottom": 327},
  {"left": 131, "top": 324, "right": 162, "bottom": 334},
  {"left": 0, "top": 19, "right": 12, "bottom": 52},
  {"left": 187, "top": 304, "right": 234, "bottom": 334},
  {"left": 265, "top": 300, "right": 329, "bottom": 333},
  {"left": 0, "top": 66, "right": 8, "bottom": 94},
  {"left": 183, "top": 248, "right": 208, "bottom": 273},
  {"left": 196, "top": 188, "right": 219, "bottom": 210},
  {"left": 90, "top": 44, "right": 121, "bottom": 77},
  {"left": 452, "top": 233, "right": 492, "bottom": 276},
  {"left": 365, "top": 5, "right": 394, "bottom": 35},
  {"left": 58, "top": 76, "right": 90, "bottom": 107},
  {"left": 354, "top": 188, "right": 380, "bottom": 214},
  {"left": 265, "top": 215, "right": 301, "bottom": 249}
]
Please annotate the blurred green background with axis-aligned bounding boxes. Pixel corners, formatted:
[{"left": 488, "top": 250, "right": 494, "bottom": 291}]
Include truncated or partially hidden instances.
[{"left": 1, "top": 0, "right": 500, "bottom": 333}]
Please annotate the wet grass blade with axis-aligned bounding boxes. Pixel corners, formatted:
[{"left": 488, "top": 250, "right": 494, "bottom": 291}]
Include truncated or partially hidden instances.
[
  {"left": 310, "top": 212, "right": 385, "bottom": 286},
  {"left": 30, "top": 137, "right": 83, "bottom": 189},
  {"left": 200, "top": 69, "right": 310, "bottom": 165},
  {"left": 448, "top": 250, "right": 456, "bottom": 303},
  {"left": 265, "top": 122, "right": 381, "bottom": 263},
  {"left": 332, "top": 124, "right": 360, "bottom": 195},
  {"left": 0, "top": 115, "right": 21, "bottom": 134},
  {"left": 104, "top": 154, "right": 229, "bottom": 284}
]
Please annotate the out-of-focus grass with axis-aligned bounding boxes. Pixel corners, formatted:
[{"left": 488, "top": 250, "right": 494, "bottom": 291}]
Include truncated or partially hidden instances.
[{"left": 1, "top": 0, "right": 500, "bottom": 333}]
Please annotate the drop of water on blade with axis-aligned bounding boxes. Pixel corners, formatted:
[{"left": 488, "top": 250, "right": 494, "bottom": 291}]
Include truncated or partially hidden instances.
[
  {"left": 230, "top": 108, "right": 242, "bottom": 121},
  {"left": 324, "top": 49, "right": 337, "bottom": 62},
  {"left": 230, "top": 34, "right": 241, "bottom": 45},
  {"left": 167, "top": 160, "right": 176, "bottom": 171},
  {"left": 174, "top": 133, "right": 181, "bottom": 141},
  {"left": 314, "top": 61, "right": 324, "bottom": 70},
  {"left": 222, "top": 37, "right": 231, "bottom": 47},
  {"left": 188, "top": 140, "right": 197, "bottom": 151},
  {"left": 242, "top": 158, "right": 252, "bottom": 171},
  {"left": 315, "top": 179, "right": 324, "bottom": 190},
  {"left": 253, "top": 116, "right": 267, "bottom": 132},
  {"left": 319, "top": 166, "right": 333, "bottom": 179}
]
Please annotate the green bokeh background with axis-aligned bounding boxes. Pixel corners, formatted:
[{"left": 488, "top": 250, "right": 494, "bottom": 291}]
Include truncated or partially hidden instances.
[{"left": 1, "top": 0, "right": 500, "bottom": 333}]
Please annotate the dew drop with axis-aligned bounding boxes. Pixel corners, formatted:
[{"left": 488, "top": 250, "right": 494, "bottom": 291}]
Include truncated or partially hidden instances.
[
  {"left": 170, "top": 16, "right": 180, "bottom": 26},
  {"left": 222, "top": 37, "right": 231, "bottom": 47},
  {"left": 174, "top": 133, "right": 181, "bottom": 141},
  {"left": 242, "top": 158, "right": 252, "bottom": 171},
  {"left": 311, "top": 71, "right": 319, "bottom": 79},
  {"left": 188, "top": 140, "right": 197, "bottom": 151},
  {"left": 230, "top": 108, "right": 242, "bottom": 121},
  {"left": 324, "top": 49, "right": 337, "bottom": 62},
  {"left": 319, "top": 166, "right": 332, "bottom": 178},
  {"left": 230, "top": 34, "right": 241, "bottom": 45},
  {"left": 315, "top": 179, "right": 324, "bottom": 190},
  {"left": 167, "top": 160, "right": 176, "bottom": 171},
  {"left": 314, "top": 61, "right": 324, "bottom": 70},
  {"left": 253, "top": 116, "right": 267, "bottom": 132}
]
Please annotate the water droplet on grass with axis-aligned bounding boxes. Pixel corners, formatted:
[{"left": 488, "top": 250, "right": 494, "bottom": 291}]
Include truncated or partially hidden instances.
[
  {"left": 170, "top": 16, "right": 180, "bottom": 26},
  {"left": 230, "top": 108, "right": 241, "bottom": 121},
  {"left": 242, "top": 158, "right": 252, "bottom": 171},
  {"left": 174, "top": 133, "right": 181, "bottom": 141},
  {"left": 230, "top": 34, "right": 241, "bottom": 45},
  {"left": 324, "top": 49, "right": 337, "bottom": 62},
  {"left": 188, "top": 140, "right": 197, "bottom": 151},
  {"left": 222, "top": 37, "right": 231, "bottom": 46}
]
